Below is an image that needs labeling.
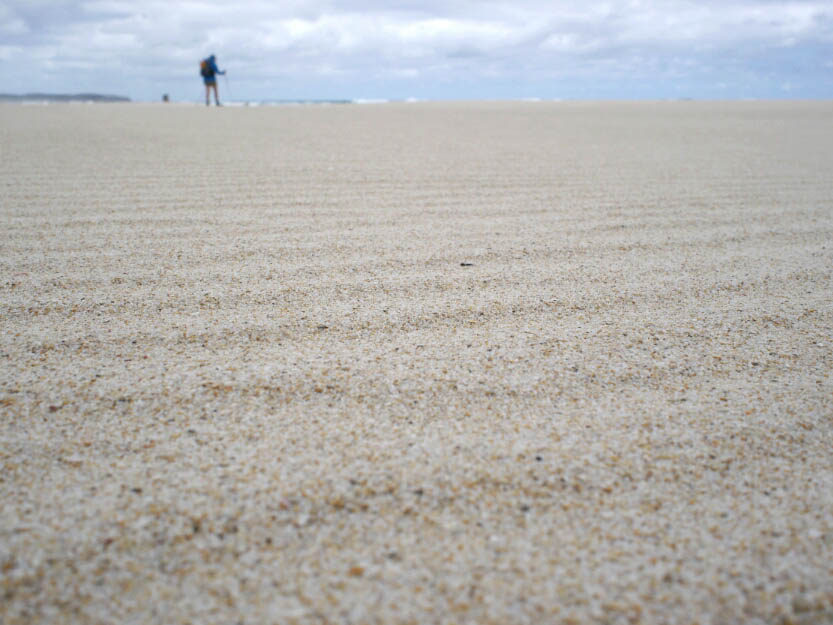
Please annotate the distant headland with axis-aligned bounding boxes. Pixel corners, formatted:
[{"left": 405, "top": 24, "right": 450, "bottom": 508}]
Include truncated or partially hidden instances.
[{"left": 0, "top": 93, "right": 131, "bottom": 102}]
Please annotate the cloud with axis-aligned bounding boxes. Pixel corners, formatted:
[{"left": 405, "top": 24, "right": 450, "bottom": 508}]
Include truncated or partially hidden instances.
[{"left": 1, "top": 0, "right": 831, "bottom": 99}]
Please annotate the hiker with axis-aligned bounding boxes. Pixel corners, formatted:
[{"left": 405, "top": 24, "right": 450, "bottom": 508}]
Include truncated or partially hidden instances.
[{"left": 200, "top": 55, "right": 225, "bottom": 106}]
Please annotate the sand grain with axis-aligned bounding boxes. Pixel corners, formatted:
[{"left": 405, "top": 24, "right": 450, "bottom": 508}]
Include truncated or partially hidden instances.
[{"left": 2, "top": 101, "right": 832, "bottom": 624}]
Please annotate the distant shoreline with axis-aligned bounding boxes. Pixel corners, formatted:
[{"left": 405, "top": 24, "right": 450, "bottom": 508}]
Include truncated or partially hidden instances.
[
  {"left": 3, "top": 94, "right": 830, "bottom": 106},
  {"left": 0, "top": 93, "right": 130, "bottom": 103}
]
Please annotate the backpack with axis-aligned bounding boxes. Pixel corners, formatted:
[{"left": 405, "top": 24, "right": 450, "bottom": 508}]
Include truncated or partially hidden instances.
[{"left": 200, "top": 59, "right": 213, "bottom": 78}]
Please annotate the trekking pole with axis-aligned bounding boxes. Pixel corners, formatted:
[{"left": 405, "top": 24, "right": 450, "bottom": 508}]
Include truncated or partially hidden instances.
[{"left": 223, "top": 74, "right": 233, "bottom": 102}]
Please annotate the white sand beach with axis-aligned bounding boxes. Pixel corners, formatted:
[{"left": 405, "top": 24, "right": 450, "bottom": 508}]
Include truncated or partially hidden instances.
[{"left": 1, "top": 101, "right": 832, "bottom": 624}]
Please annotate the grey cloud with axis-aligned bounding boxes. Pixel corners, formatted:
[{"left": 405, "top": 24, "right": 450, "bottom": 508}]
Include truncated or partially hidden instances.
[{"left": 1, "top": 0, "right": 831, "bottom": 99}]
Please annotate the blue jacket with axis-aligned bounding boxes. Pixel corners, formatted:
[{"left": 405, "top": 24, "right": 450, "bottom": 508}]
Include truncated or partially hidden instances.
[{"left": 202, "top": 56, "right": 225, "bottom": 82}]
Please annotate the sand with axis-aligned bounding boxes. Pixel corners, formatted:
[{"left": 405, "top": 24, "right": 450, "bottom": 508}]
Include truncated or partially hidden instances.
[{"left": 1, "top": 101, "right": 832, "bottom": 624}]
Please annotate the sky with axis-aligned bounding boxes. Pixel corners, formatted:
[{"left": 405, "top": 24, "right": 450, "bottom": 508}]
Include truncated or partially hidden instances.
[{"left": 1, "top": 0, "right": 832, "bottom": 101}]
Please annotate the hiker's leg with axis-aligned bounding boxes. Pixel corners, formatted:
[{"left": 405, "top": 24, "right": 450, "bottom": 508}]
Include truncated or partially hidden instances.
[
  {"left": 205, "top": 84, "right": 210, "bottom": 106},
  {"left": 213, "top": 83, "right": 220, "bottom": 105}
]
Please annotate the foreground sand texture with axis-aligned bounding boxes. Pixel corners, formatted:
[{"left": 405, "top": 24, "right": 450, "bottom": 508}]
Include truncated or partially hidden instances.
[{"left": 2, "top": 101, "right": 832, "bottom": 624}]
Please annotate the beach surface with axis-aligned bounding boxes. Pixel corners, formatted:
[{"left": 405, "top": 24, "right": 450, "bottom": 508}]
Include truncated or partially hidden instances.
[{"left": 1, "top": 101, "right": 832, "bottom": 624}]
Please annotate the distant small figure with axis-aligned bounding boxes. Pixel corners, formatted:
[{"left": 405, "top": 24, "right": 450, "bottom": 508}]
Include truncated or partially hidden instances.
[
  {"left": 199, "top": 55, "right": 225, "bottom": 106},
  {"left": 162, "top": 93, "right": 169, "bottom": 102}
]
